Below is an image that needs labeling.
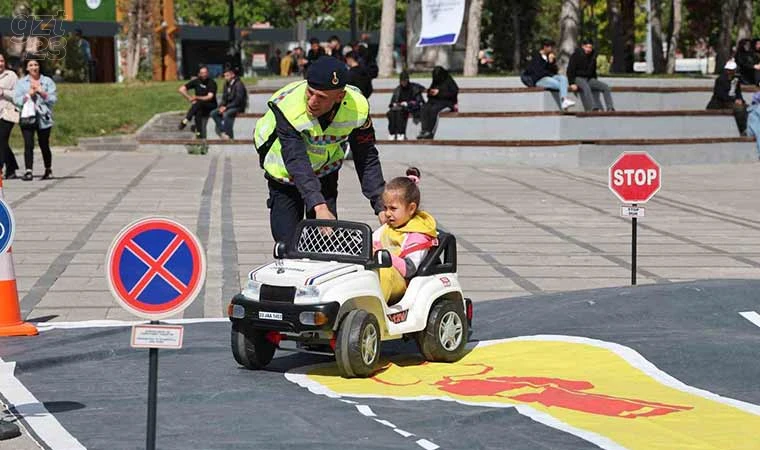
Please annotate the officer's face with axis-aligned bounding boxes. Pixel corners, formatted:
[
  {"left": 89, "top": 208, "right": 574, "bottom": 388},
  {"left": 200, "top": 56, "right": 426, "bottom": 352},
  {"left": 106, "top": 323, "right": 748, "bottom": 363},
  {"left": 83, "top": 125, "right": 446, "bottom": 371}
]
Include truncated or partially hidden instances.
[{"left": 306, "top": 87, "right": 346, "bottom": 117}]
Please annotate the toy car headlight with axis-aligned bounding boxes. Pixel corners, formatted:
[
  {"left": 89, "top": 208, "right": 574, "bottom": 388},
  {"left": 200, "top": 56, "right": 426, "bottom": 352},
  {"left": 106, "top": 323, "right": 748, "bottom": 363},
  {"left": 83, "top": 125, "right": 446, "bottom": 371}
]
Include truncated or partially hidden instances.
[
  {"left": 242, "top": 280, "right": 261, "bottom": 301},
  {"left": 295, "top": 285, "right": 320, "bottom": 301}
]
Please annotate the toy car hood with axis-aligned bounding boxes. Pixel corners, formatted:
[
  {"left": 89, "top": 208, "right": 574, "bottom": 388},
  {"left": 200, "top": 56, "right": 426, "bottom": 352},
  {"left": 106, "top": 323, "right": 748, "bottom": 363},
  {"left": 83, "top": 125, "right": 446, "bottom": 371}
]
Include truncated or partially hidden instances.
[{"left": 250, "top": 260, "right": 360, "bottom": 287}]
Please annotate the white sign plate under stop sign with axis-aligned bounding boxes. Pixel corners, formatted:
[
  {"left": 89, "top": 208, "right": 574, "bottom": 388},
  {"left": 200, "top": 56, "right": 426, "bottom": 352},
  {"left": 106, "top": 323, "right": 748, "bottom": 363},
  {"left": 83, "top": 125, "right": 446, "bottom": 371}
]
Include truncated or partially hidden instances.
[
  {"left": 621, "top": 206, "right": 646, "bottom": 218},
  {"left": 131, "top": 324, "right": 184, "bottom": 349}
]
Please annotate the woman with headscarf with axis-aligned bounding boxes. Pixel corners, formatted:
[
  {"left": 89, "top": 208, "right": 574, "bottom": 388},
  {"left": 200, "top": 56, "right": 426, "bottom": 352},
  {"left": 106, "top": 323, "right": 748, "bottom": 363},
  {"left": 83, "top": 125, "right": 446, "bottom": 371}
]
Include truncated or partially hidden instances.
[
  {"left": 386, "top": 71, "right": 425, "bottom": 140},
  {"left": 735, "top": 39, "right": 760, "bottom": 86},
  {"left": 0, "top": 52, "right": 20, "bottom": 179},
  {"left": 14, "top": 57, "right": 57, "bottom": 181},
  {"left": 417, "top": 66, "right": 458, "bottom": 139}
]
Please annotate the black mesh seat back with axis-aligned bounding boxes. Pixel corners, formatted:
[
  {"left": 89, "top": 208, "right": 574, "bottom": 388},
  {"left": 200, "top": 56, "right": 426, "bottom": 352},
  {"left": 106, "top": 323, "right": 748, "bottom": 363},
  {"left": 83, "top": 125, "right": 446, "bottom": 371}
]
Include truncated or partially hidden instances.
[
  {"left": 288, "top": 220, "right": 373, "bottom": 264},
  {"left": 417, "top": 231, "right": 457, "bottom": 277}
]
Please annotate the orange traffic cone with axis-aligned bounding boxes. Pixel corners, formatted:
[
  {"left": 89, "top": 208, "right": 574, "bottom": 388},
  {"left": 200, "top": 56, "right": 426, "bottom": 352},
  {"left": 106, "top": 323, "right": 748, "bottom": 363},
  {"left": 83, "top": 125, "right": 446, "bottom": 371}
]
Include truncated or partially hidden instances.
[{"left": 0, "top": 175, "right": 37, "bottom": 337}]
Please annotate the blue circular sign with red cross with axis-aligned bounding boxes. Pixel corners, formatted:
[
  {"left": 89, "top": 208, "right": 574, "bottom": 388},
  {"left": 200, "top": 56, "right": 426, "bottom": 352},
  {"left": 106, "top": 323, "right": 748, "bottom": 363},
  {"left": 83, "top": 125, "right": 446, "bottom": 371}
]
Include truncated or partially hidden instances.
[{"left": 106, "top": 217, "right": 206, "bottom": 320}]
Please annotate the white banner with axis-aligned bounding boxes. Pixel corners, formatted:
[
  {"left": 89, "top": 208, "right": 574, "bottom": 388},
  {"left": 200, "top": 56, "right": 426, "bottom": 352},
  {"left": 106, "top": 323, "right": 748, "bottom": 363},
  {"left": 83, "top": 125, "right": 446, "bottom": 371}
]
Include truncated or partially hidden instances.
[{"left": 417, "top": 0, "right": 466, "bottom": 47}]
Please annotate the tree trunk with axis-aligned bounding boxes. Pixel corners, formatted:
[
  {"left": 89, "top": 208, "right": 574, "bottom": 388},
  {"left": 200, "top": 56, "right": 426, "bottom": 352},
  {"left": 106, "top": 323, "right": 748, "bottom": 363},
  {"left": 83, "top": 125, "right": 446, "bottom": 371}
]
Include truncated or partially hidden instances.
[
  {"left": 377, "top": 0, "right": 396, "bottom": 77},
  {"left": 125, "top": 0, "right": 142, "bottom": 79},
  {"left": 463, "top": 0, "right": 484, "bottom": 76},
  {"left": 608, "top": 0, "right": 625, "bottom": 72},
  {"left": 736, "top": 0, "right": 753, "bottom": 42},
  {"left": 717, "top": 0, "right": 739, "bottom": 72},
  {"left": 511, "top": 1, "right": 522, "bottom": 71},
  {"left": 559, "top": 0, "right": 580, "bottom": 71},
  {"left": 650, "top": 0, "right": 666, "bottom": 73},
  {"left": 665, "top": 0, "right": 681, "bottom": 73},
  {"left": 620, "top": 0, "right": 635, "bottom": 72}
]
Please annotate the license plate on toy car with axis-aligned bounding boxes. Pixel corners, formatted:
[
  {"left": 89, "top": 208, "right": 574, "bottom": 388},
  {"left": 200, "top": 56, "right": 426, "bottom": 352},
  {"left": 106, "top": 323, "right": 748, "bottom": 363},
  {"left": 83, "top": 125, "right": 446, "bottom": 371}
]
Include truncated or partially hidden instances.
[{"left": 259, "top": 311, "right": 283, "bottom": 321}]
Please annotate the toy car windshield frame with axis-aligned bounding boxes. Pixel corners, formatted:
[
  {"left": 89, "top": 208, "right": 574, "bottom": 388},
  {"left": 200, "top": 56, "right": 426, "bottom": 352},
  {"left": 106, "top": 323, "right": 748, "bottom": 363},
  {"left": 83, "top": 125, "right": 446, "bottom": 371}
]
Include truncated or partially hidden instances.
[{"left": 285, "top": 219, "right": 374, "bottom": 265}]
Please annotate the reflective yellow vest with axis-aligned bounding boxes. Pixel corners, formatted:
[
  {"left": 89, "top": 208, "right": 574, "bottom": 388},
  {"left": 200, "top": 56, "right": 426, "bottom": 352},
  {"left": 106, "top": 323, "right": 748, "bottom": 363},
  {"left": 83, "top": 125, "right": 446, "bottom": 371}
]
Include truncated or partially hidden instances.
[{"left": 254, "top": 80, "right": 369, "bottom": 183}]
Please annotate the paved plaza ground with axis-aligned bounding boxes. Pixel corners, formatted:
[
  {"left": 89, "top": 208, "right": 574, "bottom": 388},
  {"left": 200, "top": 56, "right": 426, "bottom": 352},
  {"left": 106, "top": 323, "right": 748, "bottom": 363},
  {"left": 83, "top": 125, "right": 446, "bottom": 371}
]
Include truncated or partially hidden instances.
[
  {"left": 2, "top": 149, "right": 760, "bottom": 449},
  {"left": 2, "top": 149, "right": 759, "bottom": 323}
]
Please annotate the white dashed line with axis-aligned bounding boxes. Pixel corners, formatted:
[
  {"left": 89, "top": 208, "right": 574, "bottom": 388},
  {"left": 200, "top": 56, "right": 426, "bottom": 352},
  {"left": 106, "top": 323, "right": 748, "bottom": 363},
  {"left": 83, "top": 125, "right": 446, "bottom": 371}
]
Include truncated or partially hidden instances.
[
  {"left": 394, "top": 428, "right": 414, "bottom": 438},
  {"left": 340, "top": 399, "right": 358, "bottom": 404},
  {"left": 374, "top": 418, "right": 396, "bottom": 428},
  {"left": 740, "top": 311, "right": 760, "bottom": 328},
  {"left": 416, "top": 438, "right": 440, "bottom": 450},
  {"left": 356, "top": 404, "right": 376, "bottom": 417}
]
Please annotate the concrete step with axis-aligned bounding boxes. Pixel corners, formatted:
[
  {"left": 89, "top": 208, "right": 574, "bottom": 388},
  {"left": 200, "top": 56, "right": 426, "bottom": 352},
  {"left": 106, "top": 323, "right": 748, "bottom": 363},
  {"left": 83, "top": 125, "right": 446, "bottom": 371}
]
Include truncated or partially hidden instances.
[
  {"left": 247, "top": 85, "right": 740, "bottom": 113},
  {"left": 190, "top": 111, "right": 740, "bottom": 141},
  {"left": 135, "top": 137, "right": 757, "bottom": 167}
]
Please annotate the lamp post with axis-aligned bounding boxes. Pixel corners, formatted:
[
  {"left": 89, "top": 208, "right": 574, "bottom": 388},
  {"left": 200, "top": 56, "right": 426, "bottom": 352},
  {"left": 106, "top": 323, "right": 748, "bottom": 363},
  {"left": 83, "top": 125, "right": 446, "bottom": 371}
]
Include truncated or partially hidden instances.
[
  {"left": 350, "top": 0, "right": 357, "bottom": 42},
  {"left": 227, "top": 0, "right": 239, "bottom": 66}
]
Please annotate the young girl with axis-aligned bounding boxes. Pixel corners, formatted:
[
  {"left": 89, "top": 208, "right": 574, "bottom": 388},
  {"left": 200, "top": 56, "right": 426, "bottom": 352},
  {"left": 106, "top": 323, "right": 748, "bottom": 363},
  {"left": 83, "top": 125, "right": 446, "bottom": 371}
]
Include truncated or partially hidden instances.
[{"left": 373, "top": 167, "right": 438, "bottom": 304}]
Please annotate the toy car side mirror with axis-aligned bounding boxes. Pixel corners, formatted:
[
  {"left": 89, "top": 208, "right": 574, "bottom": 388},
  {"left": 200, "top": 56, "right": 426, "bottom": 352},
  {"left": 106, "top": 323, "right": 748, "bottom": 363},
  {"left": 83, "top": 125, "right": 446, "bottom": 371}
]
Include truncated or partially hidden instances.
[
  {"left": 273, "top": 241, "right": 288, "bottom": 259},
  {"left": 369, "top": 249, "right": 392, "bottom": 269}
]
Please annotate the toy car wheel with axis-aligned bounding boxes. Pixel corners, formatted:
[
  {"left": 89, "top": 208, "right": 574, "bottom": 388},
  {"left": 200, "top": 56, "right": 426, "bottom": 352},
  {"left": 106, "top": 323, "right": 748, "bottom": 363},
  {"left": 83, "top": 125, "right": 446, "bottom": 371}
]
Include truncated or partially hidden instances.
[
  {"left": 335, "top": 310, "right": 381, "bottom": 378},
  {"left": 230, "top": 322, "right": 276, "bottom": 370},
  {"left": 418, "top": 300, "right": 468, "bottom": 362}
]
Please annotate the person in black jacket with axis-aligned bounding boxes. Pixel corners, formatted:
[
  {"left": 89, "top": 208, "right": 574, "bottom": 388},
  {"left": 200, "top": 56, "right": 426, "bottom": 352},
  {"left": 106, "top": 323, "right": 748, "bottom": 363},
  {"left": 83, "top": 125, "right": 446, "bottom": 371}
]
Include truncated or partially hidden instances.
[
  {"left": 522, "top": 39, "right": 576, "bottom": 111},
  {"left": 707, "top": 60, "right": 747, "bottom": 135},
  {"left": 735, "top": 39, "right": 760, "bottom": 86},
  {"left": 304, "top": 38, "right": 326, "bottom": 77},
  {"left": 567, "top": 40, "right": 614, "bottom": 111},
  {"left": 210, "top": 65, "right": 246, "bottom": 139},
  {"left": 387, "top": 71, "right": 425, "bottom": 140},
  {"left": 417, "top": 66, "right": 458, "bottom": 139},
  {"left": 346, "top": 51, "right": 373, "bottom": 98}
]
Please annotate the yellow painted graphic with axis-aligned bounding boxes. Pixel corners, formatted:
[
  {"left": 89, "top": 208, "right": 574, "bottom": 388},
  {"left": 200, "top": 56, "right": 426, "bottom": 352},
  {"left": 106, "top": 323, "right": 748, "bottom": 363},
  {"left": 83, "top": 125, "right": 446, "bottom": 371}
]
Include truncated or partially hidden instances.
[{"left": 294, "top": 338, "right": 760, "bottom": 450}]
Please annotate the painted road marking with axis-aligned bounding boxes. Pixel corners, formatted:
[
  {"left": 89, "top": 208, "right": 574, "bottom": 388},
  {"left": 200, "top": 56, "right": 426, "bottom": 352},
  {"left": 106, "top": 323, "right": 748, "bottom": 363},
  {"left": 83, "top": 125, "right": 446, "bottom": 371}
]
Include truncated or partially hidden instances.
[
  {"left": 375, "top": 419, "right": 397, "bottom": 428},
  {"left": 287, "top": 335, "right": 760, "bottom": 450},
  {"left": 394, "top": 429, "right": 414, "bottom": 438},
  {"left": 34, "top": 318, "right": 229, "bottom": 332},
  {"left": 416, "top": 438, "right": 440, "bottom": 450},
  {"left": 740, "top": 311, "right": 760, "bottom": 328},
  {"left": 0, "top": 358, "right": 85, "bottom": 450},
  {"left": 356, "top": 404, "right": 376, "bottom": 417}
]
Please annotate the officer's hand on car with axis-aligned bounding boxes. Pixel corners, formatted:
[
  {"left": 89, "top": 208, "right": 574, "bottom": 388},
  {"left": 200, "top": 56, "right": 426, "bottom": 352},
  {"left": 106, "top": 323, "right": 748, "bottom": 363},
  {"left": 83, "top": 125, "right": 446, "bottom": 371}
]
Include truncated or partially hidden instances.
[{"left": 315, "top": 203, "right": 336, "bottom": 236}]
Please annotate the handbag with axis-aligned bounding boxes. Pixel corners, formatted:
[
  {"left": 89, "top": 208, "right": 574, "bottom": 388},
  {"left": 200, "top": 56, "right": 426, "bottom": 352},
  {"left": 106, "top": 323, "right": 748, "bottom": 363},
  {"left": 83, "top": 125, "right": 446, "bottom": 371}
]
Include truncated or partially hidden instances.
[
  {"left": 19, "top": 98, "right": 37, "bottom": 128},
  {"left": 0, "top": 106, "right": 19, "bottom": 124}
]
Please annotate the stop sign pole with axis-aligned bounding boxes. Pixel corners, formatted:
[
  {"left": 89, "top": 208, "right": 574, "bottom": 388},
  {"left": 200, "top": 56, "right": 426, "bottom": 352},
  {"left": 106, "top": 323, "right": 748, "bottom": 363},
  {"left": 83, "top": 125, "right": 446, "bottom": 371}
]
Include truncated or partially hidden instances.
[{"left": 608, "top": 152, "right": 662, "bottom": 285}]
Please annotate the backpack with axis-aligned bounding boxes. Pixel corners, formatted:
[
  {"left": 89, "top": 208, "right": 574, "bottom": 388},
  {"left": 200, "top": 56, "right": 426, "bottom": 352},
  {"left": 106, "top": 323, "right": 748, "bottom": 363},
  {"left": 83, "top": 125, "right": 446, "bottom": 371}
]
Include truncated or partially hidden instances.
[{"left": 520, "top": 71, "right": 535, "bottom": 87}]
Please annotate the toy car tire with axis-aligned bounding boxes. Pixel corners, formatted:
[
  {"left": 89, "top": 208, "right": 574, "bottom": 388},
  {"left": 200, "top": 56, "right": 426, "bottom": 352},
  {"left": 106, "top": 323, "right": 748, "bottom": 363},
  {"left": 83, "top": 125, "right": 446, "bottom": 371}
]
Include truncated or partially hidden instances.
[
  {"left": 335, "top": 309, "right": 381, "bottom": 378},
  {"left": 230, "top": 322, "right": 276, "bottom": 370},
  {"left": 417, "top": 300, "right": 468, "bottom": 363}
]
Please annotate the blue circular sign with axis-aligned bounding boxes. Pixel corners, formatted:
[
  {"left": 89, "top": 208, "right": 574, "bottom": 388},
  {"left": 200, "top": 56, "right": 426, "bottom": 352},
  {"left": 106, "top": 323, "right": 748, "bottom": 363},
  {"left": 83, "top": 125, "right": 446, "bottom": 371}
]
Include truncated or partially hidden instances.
[
  {"left": 106, "top": 217, "right": 206, "bottom": 320},
  {"left": 0, "top": 199, "right": 15, "bottom": 255}
]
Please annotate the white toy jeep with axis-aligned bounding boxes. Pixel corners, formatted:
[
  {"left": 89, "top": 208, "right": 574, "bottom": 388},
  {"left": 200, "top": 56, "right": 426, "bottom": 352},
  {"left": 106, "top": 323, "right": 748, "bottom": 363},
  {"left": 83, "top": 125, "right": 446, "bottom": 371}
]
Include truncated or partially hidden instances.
[{"left": 227, "top": 219, "right": 473, "bottom": 378}]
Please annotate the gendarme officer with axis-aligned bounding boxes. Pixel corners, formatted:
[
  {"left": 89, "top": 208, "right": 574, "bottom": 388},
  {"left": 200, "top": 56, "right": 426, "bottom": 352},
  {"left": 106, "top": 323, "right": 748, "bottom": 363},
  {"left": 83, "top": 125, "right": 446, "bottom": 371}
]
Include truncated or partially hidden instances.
[{"left": 254, "top": 56, "right": 386, "bottom": 242}]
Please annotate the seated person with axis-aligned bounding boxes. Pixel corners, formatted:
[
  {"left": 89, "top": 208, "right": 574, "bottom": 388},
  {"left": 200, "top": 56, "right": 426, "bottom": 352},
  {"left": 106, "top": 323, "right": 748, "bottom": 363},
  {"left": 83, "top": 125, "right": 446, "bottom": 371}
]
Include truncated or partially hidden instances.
[
  {"left": 373, "top": 167, "right": 438, "bottom": 304},
  {"left": 417, "top": 67, "right": 458, "bottom": 139},
  {"left": 211, "top": 65, "right": 247, "bottom": 140},
  {"left": 707, "top": 60, "right": 748, "bottom": 135},
  {"left": 178, "top": 65, "right": 217, "bottom": 139},
  {"left": 735, "top": 39, "right": 760, "bottom": 86},
  {"left": 387, "top": 71, "right": 425, "bottom": 140},
  {"left": 345, "top": 51, "right": 373, "bottom": 98},
  {"left": 522, "top": 39, "right": 576, "bottom": 111},
  {"left": 567, "top": 40, "right": 615, "bottom": 112}
]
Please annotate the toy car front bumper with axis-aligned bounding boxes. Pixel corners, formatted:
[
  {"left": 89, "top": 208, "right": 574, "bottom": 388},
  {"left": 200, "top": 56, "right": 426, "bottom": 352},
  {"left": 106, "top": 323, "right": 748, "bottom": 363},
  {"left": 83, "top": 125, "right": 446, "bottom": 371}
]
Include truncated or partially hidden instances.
[{"left": 228, "top": 294, "right": 340, "bottom": 333}]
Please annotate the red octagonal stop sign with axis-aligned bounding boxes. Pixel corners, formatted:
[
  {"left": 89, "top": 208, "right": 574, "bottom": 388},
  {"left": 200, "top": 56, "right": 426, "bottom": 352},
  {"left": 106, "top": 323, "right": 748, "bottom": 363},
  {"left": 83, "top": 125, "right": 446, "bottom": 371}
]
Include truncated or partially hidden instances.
[{"left": 608, "top": 152, "right": 661, "bottom": 203}]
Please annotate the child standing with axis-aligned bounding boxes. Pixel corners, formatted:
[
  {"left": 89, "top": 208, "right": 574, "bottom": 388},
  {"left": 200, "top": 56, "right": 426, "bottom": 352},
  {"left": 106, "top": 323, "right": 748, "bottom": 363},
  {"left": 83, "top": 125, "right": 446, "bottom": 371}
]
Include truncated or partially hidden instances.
[{"left": 373, "top": 168, "right": 438, "bottom": 304}]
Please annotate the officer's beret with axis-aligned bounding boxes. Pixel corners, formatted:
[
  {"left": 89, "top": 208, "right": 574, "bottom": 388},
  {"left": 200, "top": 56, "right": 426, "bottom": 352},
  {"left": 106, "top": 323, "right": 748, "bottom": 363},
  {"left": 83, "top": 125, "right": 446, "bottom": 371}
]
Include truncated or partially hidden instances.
[{"left": 307, "top": 56, "right": 348, "bottom": 91}]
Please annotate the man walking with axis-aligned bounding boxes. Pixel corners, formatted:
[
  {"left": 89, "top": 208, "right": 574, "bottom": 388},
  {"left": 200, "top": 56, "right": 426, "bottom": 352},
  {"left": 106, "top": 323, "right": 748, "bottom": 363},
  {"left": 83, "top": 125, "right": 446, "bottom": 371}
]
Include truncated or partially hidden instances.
[{"left": 254, "top": 56, "right": 386, "bottom": 242}]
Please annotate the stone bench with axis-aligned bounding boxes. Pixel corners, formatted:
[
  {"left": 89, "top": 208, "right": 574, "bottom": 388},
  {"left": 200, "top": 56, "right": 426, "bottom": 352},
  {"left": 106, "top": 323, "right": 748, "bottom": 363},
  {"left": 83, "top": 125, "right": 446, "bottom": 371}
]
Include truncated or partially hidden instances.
[
  {"left": 194, "top": 110, "right": 740, "bottom": 141},
  {"left": 248, "top": 86, "right": 755, "bottom": 113}
]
